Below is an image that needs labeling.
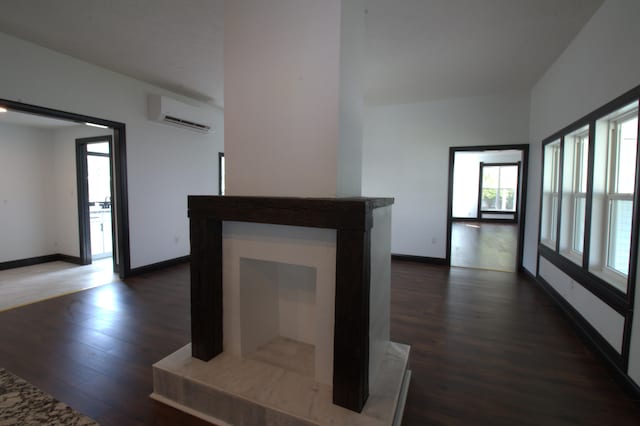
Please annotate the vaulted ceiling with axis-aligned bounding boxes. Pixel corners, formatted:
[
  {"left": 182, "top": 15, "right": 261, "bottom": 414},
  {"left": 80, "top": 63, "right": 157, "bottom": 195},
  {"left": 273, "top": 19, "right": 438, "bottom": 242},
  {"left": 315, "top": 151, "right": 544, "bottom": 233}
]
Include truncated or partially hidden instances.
[{"left": 0, "top": 0, "right": 603, "bottom": 107}]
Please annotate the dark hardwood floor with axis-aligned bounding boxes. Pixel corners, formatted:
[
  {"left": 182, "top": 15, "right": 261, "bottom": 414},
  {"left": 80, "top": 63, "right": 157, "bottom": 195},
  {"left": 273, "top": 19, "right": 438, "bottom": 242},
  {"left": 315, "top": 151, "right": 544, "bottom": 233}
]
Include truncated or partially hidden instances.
[
  {"left": 392, "top": 261, "right": 639, "bottom": 425},
  {"left": 450, "top": 222, "right": 518, "bottom": 272},
  {"left": 0, "top": 260, "right": 638, "bottom": 425}
]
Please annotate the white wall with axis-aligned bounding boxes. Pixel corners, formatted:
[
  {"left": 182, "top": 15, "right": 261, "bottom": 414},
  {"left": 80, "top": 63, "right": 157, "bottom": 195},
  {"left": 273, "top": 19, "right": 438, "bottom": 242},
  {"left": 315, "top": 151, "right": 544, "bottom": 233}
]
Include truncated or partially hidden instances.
[
  {"left": 525, "top": 0, "right": 640, "bottom": 387},
  {"left": 452, "top": 150, "right": 522, "bottom": 218},
  {"left": 0, "top": 31, "right": 224, "bottom": 268},
  {"left": 630, "top": 247, "right": 640, "bottom": 386},
  {"left": 362, "top": 91, "right": 530, "bottom": 258},
  {"left": 336, "top": 0, "right": 366, "bottom": 196},
  {"left": 539, "top": 258, "right": 625, "bottom": 353},
  {"left": 0, "top": 123, "right": 53, "bottom": 262},
  {"left": 224, "top": 0, "right": 364, "bottom": 197}
]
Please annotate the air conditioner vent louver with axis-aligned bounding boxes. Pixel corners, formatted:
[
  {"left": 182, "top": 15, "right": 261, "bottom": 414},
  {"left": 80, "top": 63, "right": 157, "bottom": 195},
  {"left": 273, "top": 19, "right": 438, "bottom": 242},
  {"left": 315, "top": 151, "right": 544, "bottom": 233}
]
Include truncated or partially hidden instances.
[
  {"left": 164, "top": 115, "right": 212, "bottom": 132},
  {"left": 147, "top": 94, "right": 215, "bottom": 134}
]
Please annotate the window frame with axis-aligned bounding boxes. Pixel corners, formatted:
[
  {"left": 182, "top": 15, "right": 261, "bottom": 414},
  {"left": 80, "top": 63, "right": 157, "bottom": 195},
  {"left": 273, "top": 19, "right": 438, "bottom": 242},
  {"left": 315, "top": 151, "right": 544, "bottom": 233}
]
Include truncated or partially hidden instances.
[
  {"left": 537, "top": 88, "right": 640, "bottom": 315},
  {"left": 540, "top": 140, "right": 561, "bottom": 249},
  {"left": 572, "top": 133, "right": 588, "bottom": 252},
  {"left": 537, "top": 86, "right": 640, "bottom": 375},
  {"left": 559, "top": 127, "right": 589, "bottom": 264},
  {"left": 602, "top": 110, "right": 637, "bottom": 282},
  {"left": 218, "top": 152, "right": 225, "bottom": 195},
  {"left": 477, "top": 162, "right": 520, "bottom": 218}
]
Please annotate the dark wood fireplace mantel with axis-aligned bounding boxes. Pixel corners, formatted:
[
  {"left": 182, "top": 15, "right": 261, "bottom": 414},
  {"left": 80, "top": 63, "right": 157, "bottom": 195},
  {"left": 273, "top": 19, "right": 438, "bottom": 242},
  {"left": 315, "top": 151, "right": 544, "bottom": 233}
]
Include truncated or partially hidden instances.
[{"left": 188, "top": 195, "right": 394, "bottom": 413}]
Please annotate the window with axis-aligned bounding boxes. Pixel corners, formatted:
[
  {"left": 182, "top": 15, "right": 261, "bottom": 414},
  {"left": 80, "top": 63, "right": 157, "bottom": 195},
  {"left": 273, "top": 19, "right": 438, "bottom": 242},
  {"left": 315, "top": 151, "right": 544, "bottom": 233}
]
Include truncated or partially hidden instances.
[
  {"left": 541, "top": 140, "right": 561, "bottom": 248},
  {"left": 480, "top": 163, "right": 518, "bottom": 213},
  {"left": 218, "top": 152, "right": 225, "bottom": 195},
  {"left": 539, "top": 90, "right": 640, "bottom": 299},
  {"left": 559, "top": 127, "right": 589, "bottom": 264},
  {"left": 588, "top": 103, "right": 638, "bottom": 292},
  {"left": 607, "top": 113, "right": 637, "bottom": 275}
]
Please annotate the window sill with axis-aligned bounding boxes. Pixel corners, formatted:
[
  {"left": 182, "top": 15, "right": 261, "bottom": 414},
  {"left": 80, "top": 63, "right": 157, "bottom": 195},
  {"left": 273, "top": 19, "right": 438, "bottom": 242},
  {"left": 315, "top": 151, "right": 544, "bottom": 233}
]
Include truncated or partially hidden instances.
[
  {"left": 541, "top": 239, "right": 556, "bottom": 250},
  {"left": 589, "top": 267, "right": 628, "bottom": 294},
  {"left": 560, "top": 250, "right": 582, "bottom": 267}
]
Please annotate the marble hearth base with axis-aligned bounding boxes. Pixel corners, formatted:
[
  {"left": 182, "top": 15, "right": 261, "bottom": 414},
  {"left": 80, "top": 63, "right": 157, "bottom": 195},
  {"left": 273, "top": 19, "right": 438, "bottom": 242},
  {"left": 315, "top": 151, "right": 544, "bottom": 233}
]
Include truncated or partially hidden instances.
[{"left": 151, "top": 339, "right": 411, "bottom": 426}]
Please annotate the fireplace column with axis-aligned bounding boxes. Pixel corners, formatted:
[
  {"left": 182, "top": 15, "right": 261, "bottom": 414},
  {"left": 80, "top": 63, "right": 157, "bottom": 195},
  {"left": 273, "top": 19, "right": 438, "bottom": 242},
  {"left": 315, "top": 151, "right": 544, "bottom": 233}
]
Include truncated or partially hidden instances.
[
  {"left": 209, "top": 0, "right": 372, "bottom": 413},
  {"left": 155, "top": 3, "right": 410, "bottom": 423},
  {"left": 224, "top": 0, "right": 365, "bottom": 198}
]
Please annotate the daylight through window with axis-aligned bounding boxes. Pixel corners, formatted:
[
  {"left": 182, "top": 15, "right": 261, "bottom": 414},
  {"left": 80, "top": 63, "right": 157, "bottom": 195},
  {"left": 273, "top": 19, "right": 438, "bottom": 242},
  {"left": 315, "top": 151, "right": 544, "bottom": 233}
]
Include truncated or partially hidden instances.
[
  {"left": 559, "top": 127, "right": 589, "bottom": 264},
  {"left": 541, "top": 141, "right": 560, "bottom": 249},
  {"left": 480, "top": 164, "right": 518, "bottom": 213},
  {"left": 540, "top": 97, "right": 638, "bottom": 295}
]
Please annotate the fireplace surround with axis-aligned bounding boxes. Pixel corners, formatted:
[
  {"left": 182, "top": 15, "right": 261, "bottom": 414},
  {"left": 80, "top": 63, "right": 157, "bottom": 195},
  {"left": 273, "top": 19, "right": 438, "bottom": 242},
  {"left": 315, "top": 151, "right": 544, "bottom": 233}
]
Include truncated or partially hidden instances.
[
  {"left": 152, "top": 195, "right": 410, "bottom": 425},
  {"left": 189, "top": 195, "right": 393, "bottom": 411}
]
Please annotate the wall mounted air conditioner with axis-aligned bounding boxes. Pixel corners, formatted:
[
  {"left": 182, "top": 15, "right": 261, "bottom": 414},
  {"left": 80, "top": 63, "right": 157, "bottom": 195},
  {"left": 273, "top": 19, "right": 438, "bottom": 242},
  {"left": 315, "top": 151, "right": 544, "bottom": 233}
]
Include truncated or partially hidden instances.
[{"left": 147, "top": 94, "right": 215, "bottom": 134}]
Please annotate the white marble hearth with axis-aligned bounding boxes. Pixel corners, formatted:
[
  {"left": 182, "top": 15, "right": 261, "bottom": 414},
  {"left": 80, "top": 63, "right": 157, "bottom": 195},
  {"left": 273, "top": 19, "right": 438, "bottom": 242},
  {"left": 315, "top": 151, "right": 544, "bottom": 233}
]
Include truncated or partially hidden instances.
[{"left": 152, "top": 340, "right": 411, "bottom": 426}]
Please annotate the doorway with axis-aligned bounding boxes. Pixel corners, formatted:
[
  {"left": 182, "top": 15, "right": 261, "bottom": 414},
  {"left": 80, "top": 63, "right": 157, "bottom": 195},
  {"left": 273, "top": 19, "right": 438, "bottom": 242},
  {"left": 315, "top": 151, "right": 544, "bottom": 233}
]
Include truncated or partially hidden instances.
[
  {"left": 77, "top": 136, "right": 114, "bottom": 264},
  {"left": 0, "top": 98, "right": 131, "bottom": 278},
  {"left": 446, "top": 145, "right": 529, "bottom": 272}
]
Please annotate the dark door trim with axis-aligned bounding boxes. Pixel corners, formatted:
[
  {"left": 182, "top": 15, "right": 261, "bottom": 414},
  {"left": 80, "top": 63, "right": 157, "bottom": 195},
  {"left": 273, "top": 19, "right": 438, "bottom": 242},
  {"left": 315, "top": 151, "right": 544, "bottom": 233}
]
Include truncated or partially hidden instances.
[
  {"left": 218, "top": 152, "right": 224, "bottom": 195},
  {"left": 446, "top": 144, "right": 530, "bottom": 272},
  {"left": 0, "top": 98, "right": 131, "bottom": 278},
  {"left": 76, "top": 136, "right": 116, "bottom": 269}
]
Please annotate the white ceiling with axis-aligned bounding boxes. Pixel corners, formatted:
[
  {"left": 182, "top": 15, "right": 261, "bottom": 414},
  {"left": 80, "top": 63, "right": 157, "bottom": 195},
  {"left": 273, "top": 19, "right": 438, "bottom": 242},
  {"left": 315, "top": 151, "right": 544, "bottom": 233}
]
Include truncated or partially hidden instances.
[
  {"left": 365, "top": 0, "right": 603, "bottom": 104},
  {"left": 0, "top": 110, "right": 78, "bottom": 128},
  {"left": 0, "top": 0, "right": 603, "bottom": 107}
]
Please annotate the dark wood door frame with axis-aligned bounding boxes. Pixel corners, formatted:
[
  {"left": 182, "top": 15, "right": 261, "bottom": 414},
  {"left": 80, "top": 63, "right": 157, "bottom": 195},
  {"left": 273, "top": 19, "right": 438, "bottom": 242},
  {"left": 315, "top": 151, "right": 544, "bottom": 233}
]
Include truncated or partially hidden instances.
[
  {"left": 218, "top": 152, "right": 224, "bottom": 195},
  {"left": 0, "top": 98, "right": 132, "bottom": 278},
  {"left": 446, "top": 144, "right": 530, "bottom": 272},
  {"left": 76, "top": 136, "right": 116, "bottom": 269}
]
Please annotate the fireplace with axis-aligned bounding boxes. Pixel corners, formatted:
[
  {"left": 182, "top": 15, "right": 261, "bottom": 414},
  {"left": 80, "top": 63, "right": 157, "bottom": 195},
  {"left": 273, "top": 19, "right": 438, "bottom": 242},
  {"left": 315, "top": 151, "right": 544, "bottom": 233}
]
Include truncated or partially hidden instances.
[
  {"left": 152, "top": 196, "right": 411, "bottom": 425},
  {"left": 223, "top": 222, "right": 337, "bottom": 386},
  {"left": 239, "top": 259, "right": 317, "bottom": 357},
  {"left": 239, "top": 259, "right": 318, "bottom": 379}
]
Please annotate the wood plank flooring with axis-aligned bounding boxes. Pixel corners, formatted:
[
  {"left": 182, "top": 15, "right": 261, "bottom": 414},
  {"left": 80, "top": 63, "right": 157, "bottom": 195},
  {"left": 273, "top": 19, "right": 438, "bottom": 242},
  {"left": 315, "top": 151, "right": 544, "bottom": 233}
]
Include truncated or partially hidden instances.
[
  {"left": 0, "top": 260, "right": 638, "bottom": 425},
  {"left": 450, "top": 222, "right": 518, "bottom": 272},
  {"left": 0, "top": 258, "right": 116, "bottom": 312}
]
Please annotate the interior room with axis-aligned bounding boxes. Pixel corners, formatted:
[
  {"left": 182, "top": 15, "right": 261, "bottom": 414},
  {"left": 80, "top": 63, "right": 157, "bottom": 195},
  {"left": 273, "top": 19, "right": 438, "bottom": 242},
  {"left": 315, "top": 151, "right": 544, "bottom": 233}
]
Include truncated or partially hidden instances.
[
  {"left": 450, "top": 149, "right": 525, "bottom": 272},
  {"left": 0, "top": 111, "right": 121, "bottom": 309},
  {"left": 0, "top": 112, "right": 109, "bottom": 263},
  {"left": 0, "top": 0, "right": 639, "bottom": 425}
]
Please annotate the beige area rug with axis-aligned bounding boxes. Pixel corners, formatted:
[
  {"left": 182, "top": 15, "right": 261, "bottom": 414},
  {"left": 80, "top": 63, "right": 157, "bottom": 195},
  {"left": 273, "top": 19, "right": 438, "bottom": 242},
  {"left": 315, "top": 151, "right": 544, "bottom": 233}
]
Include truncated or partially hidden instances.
[
  {"left": 0, "top": 368, "right": 99, "bottom": 425},
  {"left": 0, "top": 259, "right": 117, "bottom": 312}
]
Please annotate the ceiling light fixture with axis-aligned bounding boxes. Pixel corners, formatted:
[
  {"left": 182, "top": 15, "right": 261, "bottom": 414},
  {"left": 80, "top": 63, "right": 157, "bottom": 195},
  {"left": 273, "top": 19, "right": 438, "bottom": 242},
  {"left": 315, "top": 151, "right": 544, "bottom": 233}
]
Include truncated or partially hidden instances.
[
  {"left": 0, "top": 107, "right": 7, "bottom": 113},
  {"left": 85, "top": 122, "right": 108, "bottom": 129}
]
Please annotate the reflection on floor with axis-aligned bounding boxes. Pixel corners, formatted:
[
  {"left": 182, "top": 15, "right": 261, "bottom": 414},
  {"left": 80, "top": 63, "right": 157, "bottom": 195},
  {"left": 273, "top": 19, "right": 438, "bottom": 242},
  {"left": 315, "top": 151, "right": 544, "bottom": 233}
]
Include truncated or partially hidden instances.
[
  {"left": 0, "top": 258, "right": 115, "bottom": 312},
  {"left": 451, "top": 221, "right": 518, "bottom": 272}
]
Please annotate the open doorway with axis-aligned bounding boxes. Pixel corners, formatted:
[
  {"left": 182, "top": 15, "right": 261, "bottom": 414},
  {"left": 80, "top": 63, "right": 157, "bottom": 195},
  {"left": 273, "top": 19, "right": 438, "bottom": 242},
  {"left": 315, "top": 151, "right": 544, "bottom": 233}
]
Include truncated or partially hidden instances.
[
  {"left": 0, "top": 97, "right": 131, "bottom": 278},
  {"left": 446, "top": 145, "right": 529, "bottom": 272},
  {"left": 77, "top": 136, "right": 115, "bottom": 265}
]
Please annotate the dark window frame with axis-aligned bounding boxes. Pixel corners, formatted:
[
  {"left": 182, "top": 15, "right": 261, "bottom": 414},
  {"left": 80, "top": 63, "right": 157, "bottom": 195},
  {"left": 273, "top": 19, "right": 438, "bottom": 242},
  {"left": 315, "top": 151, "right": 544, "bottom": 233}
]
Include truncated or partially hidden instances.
[
  {"left": 540, "top": 140, "right": 562, "bottom": 249},
  {"left": 76, "top": 136, "right": 116, "bottom": 266},
  {"left": 477, "top": 161, "right": 521, "bottom": 219},
  {"left": 218, "top": 152, "right": 224, "bottom": 195},
  {"left": 536, "top": 84, "right": 640, "bottom": 371}
]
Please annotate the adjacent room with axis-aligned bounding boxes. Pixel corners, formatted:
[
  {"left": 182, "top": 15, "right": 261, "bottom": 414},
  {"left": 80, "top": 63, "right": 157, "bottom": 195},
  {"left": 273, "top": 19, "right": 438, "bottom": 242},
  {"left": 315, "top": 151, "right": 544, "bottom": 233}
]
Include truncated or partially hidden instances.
[
  {"left": 450, "top": 148, "right": 526, "bottom": 272},
  {"left": 0, "top": 110, "right": 119, "bottom": 311},
  {"left": 0, "top": 0, "right": 639, "bottom": 425}
]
